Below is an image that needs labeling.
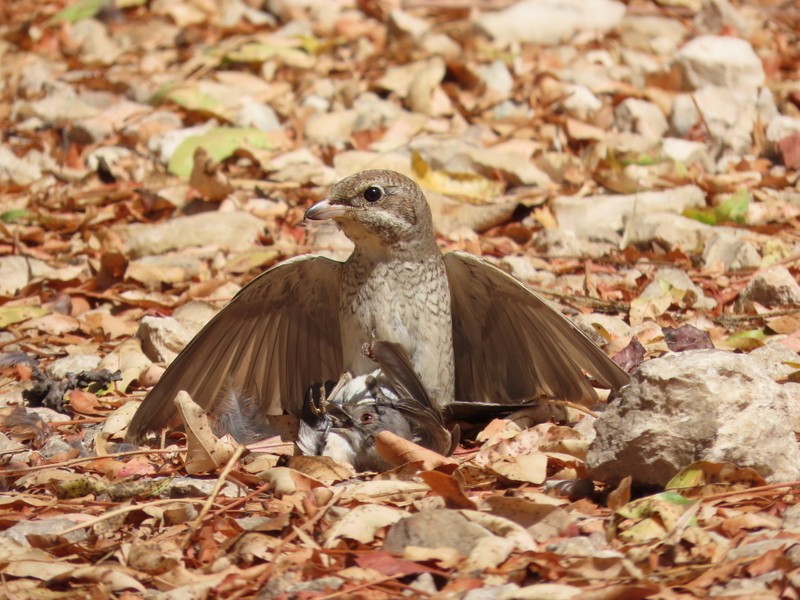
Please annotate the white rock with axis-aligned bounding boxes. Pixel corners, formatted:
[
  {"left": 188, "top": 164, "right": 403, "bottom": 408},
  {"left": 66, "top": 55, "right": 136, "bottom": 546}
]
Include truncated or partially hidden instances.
[
  {"left": 553, "top": 185, "right": 706, "bottom": 238},
  {"left": 625, "top": 213, "right": 711, "bottom": 254},
  {"left": 738, "top": 266, "right": 800, "bottom": 308},
  {"left": 618, "top": 15, "right": 687, "bottom": 55},
  {"left": 749, "top": 343, "right": 800, "bottom": 382},
  {"left": 48, "top": 354, "right": 102, "bottom": 379},
  {"left": 766, "top": 115, "right": 800, "bottom": 144},
  {"left": 388, "top": 9, "right": 430, "bottom": 40},
  {"left": 532, "top": 229, "right": 619, "bottom": 259},
  {"left": 673, "top": 35, "right": 764, "bottom": 90},
  {"left": 137, "top": 316, "right": 194, "bottom": 364},
  {"left": 234, "top": 100, "right": 281, "bottom": 132},
  {"left": 695, "top": 0, "right": 752, "bottom": 37},
  {"left": 670, "top": 86, "right": 772, "bottom": 157},
  {"left": 0, "top": 146, "right": 43, "bottom": 186},
  {"left": 119, "top": 211, "right": 264, "bottom": 258},
  {"left": 477, "top": 60, "right": 514, "bottom": 98},
  {"left": 702, "top": 231, "right": 761, "bottom": 270},
  {"left": 560, "top": 84, "right": 602, "bottom": 119},
  {"left": 661, "top": 138, "right": 711, "bottom": 166},
  {"left": 475, "top": 0, "right": 626, "bottom": 45},
  {"left": 173, "top": 301, "right": 219, "bottom": 335},
  {"left": 587, "top": 350, "right": 800, "bottom": 485},
  {"left": 614, "top": 98, "right": 668, "bottom": 140}
]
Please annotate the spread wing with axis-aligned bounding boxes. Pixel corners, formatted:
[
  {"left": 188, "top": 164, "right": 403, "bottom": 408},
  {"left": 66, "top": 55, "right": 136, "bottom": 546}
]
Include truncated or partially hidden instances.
[
  {"left": 126, "top": 255, "right": 343, "bottom": 442},
  {"left": 444, "top": 252, "right": 629, "bottom": 405}
]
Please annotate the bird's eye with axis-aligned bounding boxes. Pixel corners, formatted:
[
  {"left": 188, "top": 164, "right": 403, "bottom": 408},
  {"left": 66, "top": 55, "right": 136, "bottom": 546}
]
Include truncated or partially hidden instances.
[
  {"left": 363, "top": 186, "right": 384, "bottom": 202},
  {"left": 360, "top": 411, "right": 376, "bottom": 425}
]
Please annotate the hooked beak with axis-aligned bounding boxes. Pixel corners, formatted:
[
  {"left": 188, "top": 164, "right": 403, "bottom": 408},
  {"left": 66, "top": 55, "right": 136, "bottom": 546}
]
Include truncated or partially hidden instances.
[{"left": 305, "top": 198, "right": 349, "bottom": 221}]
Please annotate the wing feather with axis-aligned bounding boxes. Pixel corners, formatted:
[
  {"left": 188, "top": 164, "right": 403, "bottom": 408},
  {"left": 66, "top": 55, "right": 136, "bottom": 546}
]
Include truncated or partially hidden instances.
[
  {"left": 444, "top": 252, "right": 629, "bottom": 405},
  {"left": 126, "top": 255, "right": 343, "bottom": 442}
]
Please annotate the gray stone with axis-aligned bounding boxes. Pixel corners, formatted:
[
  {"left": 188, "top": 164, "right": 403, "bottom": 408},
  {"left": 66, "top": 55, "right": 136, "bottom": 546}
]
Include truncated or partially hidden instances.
[
  {"left": 475, "top": 0, "right": 626, "bottom": 45},
  {"left": 48, "top": 354, "right": 102, "bottom": 379},
  {"left": 587, "top": 350, "right": 800, "bottom": 486},
  {"left": 701, "top": 231, "right": 761, "bottom": 270},
  {"left": 137, "top": 316, "right": 194, "bottom": 364},
  {"left": 384, "top": 509, "right": 489, "bottom": 556},
  {"left": 532, "top": 229, "right": 619, "bottom": 259},
  {"left": 614, "top": 99, "right": 668, "bottom": 140},
  {"left": 1, "top": 518, "right": 88, "bottom": 546},
  {"left": 618, "top": 15, "right": 686, "bottom": 55},
  {"left": 673, "top": 35, "right": 764, "bottom": 90},
  {"left": 738, "top": 266, "right": 800, "bottom": 308}
]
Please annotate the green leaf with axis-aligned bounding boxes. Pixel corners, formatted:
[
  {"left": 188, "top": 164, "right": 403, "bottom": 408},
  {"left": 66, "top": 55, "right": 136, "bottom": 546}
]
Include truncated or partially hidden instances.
[
  {"left": 0, "top": 306, "right": 49, "bottom": 327},
  {"left": 718, "top": 328, "right": 767, "bottom": 351},
  {"left": 46, "top": 0, "right": 106, "bottom": 25},
  {"left": 165, "top": 87, "right": 233, "bottom": 121},
  {"left": 683, "top": 189, "right": 750, "bottom": 225},
  {"left": 167, "top": 127, "right": 278, "bottom": 178},
  {"left": 0, "top": 210, "right": 30, "bottom": 223},
  {"left": 716, "top": 188, "right": 750, "bottom": 224}
]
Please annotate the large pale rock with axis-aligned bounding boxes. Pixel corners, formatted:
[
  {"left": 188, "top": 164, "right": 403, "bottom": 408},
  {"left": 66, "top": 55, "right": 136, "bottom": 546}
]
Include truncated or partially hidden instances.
[
  {"left": 587, "top": 350, "right": 800, "bottom": 486},
  {"left": 670, "top": 86, "right": 776, "bottom": 157},
  {"left": 119, "top": 211, "right": 264, "bottom": 258},
  {"left": 625, "top": 213, "right": 711, "bottom": 254},
  {"left": 474, "top": 0, "right": 625, "bottom": 45},
  {"left": 552, "top": 185, "right": 705, "bottom": 239},
  {"left": 673, "top": 35, "right": 765, "bottom": 90}
]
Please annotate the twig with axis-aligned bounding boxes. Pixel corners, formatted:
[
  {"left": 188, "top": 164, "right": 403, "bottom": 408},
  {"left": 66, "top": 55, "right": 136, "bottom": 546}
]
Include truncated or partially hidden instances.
[
  {"left": 57, "top": 498, "right": 208, "bottom": 536},
  {"left": 528, "top": 285, "right": 630, "bottom": 313},
  {"left": 714, "top": 307, "right": 800, "bottom": 326},
  {"left": 254, "top": 488, "right": 346, "bottom": 587},
  {"left": 0, "top": 447, "right": 184, "bottom": 475},
  {"left": 182, "top": 444, "right": 246, "bottom": 549},
  {"left": 700, "top": 480, "right": 800, "bottom": 503},
  {"left": 318, "top": 574, "right": 424, "bottom": 600}
]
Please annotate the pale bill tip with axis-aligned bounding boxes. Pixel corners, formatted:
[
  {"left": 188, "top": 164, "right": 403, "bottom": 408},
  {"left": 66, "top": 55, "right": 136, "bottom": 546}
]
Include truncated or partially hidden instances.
[{"left": 305, "top": 198, "right": 348, "bottom": 220}]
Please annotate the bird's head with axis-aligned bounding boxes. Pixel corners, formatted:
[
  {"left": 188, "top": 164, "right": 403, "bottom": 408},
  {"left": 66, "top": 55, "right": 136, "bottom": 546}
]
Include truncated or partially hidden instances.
[{"left": 305, "top": 170, "right": 436, "bottom": 251}]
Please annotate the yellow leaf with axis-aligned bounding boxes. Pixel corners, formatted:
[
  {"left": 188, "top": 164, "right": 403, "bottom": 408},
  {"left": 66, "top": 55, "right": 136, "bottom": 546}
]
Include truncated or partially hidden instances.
[{"left": 411, "top": 152, "right": 504, "bottom": 203}]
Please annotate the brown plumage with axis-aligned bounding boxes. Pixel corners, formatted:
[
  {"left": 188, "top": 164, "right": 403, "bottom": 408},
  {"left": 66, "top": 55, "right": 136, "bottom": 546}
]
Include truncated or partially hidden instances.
[{"left": 126, "top": 169, "right": 629, "bottom": 442}]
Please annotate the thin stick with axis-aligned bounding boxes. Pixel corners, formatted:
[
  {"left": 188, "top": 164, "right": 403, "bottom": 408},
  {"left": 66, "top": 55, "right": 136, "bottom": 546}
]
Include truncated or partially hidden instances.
[
  {"left": 182, "top": 445, "right": 246, "bottom": 549},
  {"left": 57, "top": 498, "right": 207, "bottom": 536},
  {"left": 0, "top": 447, "right": 184, "bottom": 475}
]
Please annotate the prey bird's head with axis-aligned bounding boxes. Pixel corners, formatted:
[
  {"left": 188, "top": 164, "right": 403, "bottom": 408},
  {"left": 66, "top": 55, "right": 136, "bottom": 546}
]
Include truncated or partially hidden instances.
[{"left": 305, "top": 170, "right": 436, "bottom": 251}]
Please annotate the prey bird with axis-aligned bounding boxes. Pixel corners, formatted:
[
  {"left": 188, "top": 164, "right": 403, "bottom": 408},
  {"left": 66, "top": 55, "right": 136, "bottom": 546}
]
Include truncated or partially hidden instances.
[{"left": 126, "top": 169, "right": 629, "bottom": 444}]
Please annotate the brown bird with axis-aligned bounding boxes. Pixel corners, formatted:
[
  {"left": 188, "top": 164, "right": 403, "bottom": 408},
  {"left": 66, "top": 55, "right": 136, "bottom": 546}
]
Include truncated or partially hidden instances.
[{"left": 126, "top": 169, "right": 629, "bottom": 442}]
